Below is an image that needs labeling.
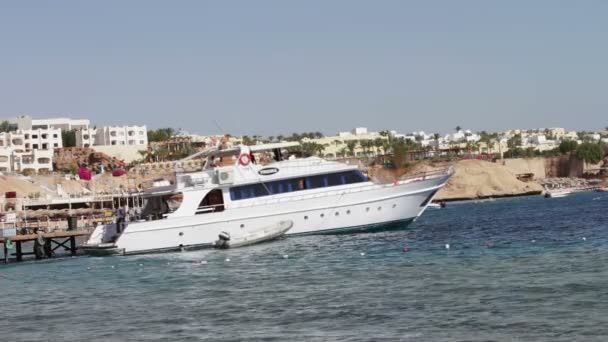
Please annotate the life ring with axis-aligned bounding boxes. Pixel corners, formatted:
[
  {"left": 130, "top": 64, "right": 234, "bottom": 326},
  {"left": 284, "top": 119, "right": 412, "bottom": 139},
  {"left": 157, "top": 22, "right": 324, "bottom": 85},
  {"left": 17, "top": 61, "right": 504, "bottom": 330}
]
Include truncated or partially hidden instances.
[
  {"left": 4, "top": 239, "right": 14, "bottom": 250},
  {"left": 238, "top": 153, "right": 251, "bottom": 166}
]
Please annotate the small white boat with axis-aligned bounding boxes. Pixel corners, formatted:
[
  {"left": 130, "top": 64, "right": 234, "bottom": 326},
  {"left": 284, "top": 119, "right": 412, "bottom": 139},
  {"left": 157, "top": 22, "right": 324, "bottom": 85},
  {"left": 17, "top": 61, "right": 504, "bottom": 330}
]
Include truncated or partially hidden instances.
[
  {"left": 544, "top": 189, "right": 572, "bottom": 198},
  {"left": 214, "top": 220, "right": 292, "bottom": 249}
]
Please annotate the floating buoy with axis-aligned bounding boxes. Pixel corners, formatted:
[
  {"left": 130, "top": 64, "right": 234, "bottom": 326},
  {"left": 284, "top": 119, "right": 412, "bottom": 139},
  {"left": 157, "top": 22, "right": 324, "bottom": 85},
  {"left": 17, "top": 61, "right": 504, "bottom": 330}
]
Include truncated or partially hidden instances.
[
  {"left": 283, "top": 254, "right": 289, "bottom": 259},
  {"left": 445, "top": 243, "right": 450, "bottom": 250},
  {"left": 225, "top": 258, "right": 230, "bottom": 262},
  {"left": 360, "top": 252, "right": 366, "bottom": 256},
  {"left": 582, "top": 237, "right": 587, "bottom": 241}
]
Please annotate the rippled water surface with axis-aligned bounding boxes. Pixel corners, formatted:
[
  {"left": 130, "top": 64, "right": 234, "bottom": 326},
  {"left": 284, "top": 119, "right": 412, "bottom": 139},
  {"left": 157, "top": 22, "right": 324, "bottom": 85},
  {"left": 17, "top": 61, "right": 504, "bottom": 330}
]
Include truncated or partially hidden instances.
[{"left": 2, "top": 192, "right": 608, "bottom": 341}]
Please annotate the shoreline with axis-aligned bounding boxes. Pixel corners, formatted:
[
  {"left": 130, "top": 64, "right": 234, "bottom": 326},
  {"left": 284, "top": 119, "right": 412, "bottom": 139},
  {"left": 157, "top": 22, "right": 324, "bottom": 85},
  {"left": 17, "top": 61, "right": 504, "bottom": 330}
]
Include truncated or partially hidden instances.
[{"left": 434, "top": 190, "right": 544, "bottom": 203}]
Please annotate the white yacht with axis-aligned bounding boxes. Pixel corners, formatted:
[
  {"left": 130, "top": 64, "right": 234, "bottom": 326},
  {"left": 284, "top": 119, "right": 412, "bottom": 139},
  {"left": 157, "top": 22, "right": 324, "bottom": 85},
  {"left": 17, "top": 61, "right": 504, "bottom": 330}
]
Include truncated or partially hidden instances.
[{"left": 83, "top": 143, "right": 453, "bottom": 255}]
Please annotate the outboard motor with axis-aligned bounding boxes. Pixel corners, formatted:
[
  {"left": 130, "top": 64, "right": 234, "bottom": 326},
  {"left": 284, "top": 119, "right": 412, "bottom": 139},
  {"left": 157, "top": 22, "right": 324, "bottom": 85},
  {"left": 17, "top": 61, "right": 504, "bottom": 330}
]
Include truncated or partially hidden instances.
[{"left": 214, "top": 231, "right": 231, "bottom": 249}]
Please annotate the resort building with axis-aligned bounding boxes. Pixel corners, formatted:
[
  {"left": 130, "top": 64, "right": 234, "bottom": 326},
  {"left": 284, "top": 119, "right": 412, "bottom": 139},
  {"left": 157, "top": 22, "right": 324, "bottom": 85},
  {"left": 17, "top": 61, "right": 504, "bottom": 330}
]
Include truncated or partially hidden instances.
[
  {"left": 0, "top": 129, "right": 63, "bottom": 151},
  {"left": 303, "top": 127, "right": 388, "bottom": 158},
  {"left": 0, "top": 148, "right": 54, "bottom": 173},
  {"left": 12, "top": 115, "right": 90, "bottom": 131},
  {"left": 0, "top": 129, "right": 60, "bottom": 173},
  {"left": 75, "top": 125, "right": 148, "bottom": 147}
]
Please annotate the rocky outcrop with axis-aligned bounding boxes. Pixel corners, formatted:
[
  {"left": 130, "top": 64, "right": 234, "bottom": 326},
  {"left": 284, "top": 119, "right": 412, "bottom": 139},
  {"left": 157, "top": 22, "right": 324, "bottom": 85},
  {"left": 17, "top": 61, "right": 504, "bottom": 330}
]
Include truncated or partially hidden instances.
[{"left": 54, "top": 148, "right": 125, "bottom": 173}]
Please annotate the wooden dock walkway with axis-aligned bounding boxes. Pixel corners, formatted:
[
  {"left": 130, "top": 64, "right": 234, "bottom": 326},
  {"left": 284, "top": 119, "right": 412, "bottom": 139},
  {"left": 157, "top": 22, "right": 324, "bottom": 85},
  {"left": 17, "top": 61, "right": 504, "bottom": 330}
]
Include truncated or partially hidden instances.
[{"left": 1, "top": 230, "right": 90, "bottom": 263}]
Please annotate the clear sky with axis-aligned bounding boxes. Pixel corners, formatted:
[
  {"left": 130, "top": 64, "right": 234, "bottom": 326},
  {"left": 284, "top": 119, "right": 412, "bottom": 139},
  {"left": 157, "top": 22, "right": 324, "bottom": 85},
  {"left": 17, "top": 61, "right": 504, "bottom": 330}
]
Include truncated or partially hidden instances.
[{"left": 1, "top": 1, "right": 607, "bottom": 136}]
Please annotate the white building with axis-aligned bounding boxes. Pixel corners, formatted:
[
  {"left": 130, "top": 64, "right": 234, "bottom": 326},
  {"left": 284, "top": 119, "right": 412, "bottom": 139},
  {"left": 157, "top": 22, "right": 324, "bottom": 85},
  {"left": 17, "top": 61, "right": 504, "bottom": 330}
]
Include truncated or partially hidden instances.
[
  {"left": 12, "top": 115, "right": 89, "bottom": 131},
  {"left": 0, "top": 147, "right": 54, "bottom": 173},
  {"left": 527, "top": 134, "right": 558, "bottom": 152},
  {"left": 0, "top": 128, "right": 63, "bottom": 151},
  {"left": 0, "top": 129, "right": 60, "bottom": 173},
  {"left": 75, "top": 125, "right": 148, "bottom": 147},
  {"left": 0, "top": 115, "right": 74, "bottom": 173},
  {"left": 352, "top": 127, "right": 369, "bottom": 135}
]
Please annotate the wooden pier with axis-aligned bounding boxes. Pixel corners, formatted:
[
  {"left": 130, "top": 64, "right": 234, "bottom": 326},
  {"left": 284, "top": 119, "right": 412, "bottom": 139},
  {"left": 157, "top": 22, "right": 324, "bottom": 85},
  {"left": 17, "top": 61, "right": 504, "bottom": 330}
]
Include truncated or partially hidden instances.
[{"left": 1, "top": 230, "right": 90, "bottom": 264}]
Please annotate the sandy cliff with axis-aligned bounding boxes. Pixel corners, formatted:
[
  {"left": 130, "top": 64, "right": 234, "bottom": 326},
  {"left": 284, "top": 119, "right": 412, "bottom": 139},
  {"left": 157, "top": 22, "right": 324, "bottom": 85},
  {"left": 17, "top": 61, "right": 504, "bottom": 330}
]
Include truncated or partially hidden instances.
[
  {"left": 434, "top": 160, "right": 543, "bottom": 200},
  {"left": 371, "top": 159, "right": 544, "bottom": 201}
]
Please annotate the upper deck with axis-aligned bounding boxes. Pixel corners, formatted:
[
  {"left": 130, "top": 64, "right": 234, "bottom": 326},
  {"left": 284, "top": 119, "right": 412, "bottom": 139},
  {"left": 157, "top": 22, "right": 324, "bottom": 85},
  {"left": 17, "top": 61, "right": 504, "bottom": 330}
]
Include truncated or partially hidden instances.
[{"left": 146, "top": 143, "right": 361, "bottom": 195}]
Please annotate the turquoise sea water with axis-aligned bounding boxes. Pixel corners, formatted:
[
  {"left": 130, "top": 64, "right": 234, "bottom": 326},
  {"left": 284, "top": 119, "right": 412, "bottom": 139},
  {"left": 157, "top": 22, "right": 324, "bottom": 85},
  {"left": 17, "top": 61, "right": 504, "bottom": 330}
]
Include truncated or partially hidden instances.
[{"left": 1, "top": 192, "right": 607, "bottom": 341}]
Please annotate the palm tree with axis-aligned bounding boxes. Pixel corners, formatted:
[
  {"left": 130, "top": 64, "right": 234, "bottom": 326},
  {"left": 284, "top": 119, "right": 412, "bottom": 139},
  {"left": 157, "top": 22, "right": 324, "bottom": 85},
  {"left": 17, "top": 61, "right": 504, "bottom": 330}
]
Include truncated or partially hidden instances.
[
  {"left": 346, "top": 140, "right": 358, "bottom": 157},
  {"left": 373, "top": 138, "right": 385, "bottom": 155},
  {"left": 360, "top": 140, "right": 374, "bottom": 157},
  {"left": 137, "top": 149, "right": 153, "bottom": 163},
  {"left": 242, "top": 135, "right": 253, "bottom": 146},
  {"left": 381, "top": 140, "right": 391, "bottom": 155},
  {"left": 358, "top": 140, "right": 368, "bottom": 156},
  {"left": 318, "top": 144, "right": 328, "bottom": 157},
  {"left": 488, "top": 139, "right": 496, "bottom": 154}
]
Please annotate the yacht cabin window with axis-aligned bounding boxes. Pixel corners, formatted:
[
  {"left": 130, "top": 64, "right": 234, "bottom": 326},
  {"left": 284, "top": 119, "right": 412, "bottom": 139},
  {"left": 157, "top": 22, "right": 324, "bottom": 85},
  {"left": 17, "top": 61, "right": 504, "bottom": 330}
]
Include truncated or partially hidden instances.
[
  {"left": 229, "top": 170, "right": 367, "bottom": 201},
  {"left": 196, "top": 189, "right": 225, "bottom": 214}
]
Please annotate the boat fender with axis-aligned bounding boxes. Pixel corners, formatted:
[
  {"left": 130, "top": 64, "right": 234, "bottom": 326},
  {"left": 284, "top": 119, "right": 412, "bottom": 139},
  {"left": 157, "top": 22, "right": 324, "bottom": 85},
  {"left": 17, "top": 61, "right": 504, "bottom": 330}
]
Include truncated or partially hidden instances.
[
  {"left": 218, "top": 231, "right": 231, "bottom": 241},
  {"left": 214, "top": 231, "right": 231, "bottom": 249},
  {"left": 238, "top": 153, "right": 252, "bottom": 166}
]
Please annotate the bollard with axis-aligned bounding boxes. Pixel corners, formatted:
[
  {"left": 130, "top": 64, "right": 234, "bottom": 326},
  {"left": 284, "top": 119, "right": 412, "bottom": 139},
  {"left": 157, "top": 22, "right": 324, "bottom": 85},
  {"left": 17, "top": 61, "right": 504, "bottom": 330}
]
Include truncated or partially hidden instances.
[{"left": 67, "top": 216, "right": 78, "bottom": 231}]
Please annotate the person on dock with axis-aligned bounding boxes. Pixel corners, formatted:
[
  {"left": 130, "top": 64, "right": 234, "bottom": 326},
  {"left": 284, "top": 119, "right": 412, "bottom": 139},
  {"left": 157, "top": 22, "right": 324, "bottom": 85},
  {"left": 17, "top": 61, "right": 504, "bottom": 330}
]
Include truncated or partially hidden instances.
[
  {"left": 116, "top": 206, "right": 127, "bottom": 234},
  {"left": 33, "top": 229, "right": 53, "bottom": 259}
]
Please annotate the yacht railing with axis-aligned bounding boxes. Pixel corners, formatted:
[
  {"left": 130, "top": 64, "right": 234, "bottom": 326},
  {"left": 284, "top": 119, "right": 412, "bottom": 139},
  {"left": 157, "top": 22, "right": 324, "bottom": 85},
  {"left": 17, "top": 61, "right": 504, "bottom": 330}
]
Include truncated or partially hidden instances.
[
  {"left": 395, "top": 166, "right": 455, "bottom": 184},
  {"left": 195, "top": 203, "right": 225, "bottom": 214}
]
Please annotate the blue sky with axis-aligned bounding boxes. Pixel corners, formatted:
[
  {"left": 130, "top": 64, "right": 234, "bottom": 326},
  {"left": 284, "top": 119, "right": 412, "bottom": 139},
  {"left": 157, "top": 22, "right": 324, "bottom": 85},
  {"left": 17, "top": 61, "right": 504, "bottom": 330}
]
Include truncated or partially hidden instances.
[{"left": 1, "top": 1, "right": 607, "bottom": 135}]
